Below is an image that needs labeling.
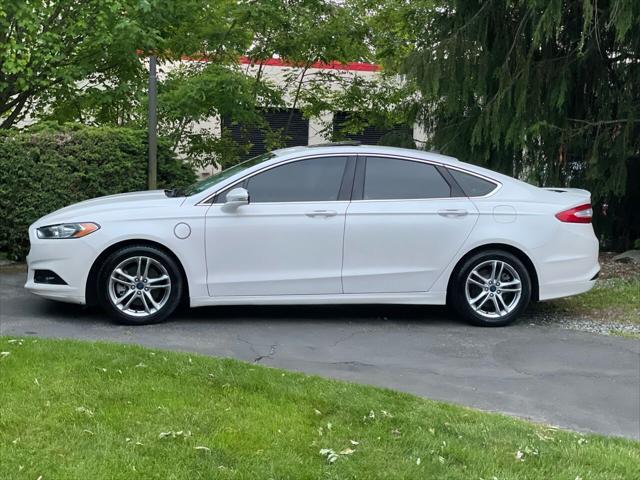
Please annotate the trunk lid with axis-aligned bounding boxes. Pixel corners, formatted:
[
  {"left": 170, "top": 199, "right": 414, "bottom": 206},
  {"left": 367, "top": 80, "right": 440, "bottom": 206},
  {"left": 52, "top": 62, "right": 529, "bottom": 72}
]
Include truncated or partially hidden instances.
[{"left": 541, "top": 187, "right": 591, "bottom": 201}]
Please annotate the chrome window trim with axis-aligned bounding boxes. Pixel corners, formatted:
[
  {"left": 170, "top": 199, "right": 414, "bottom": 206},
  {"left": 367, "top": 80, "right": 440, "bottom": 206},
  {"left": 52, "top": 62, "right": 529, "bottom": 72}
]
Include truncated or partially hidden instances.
[{"left": 197, "top": 151, "right": 502, "bottom": 205}]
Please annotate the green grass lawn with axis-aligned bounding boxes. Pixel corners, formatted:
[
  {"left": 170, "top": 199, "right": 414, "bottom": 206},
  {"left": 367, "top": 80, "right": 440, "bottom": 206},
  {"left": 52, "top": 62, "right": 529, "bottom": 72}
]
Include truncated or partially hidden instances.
[
  {"left": 533, "top": 276, "right": 640, "bottom": 324},
  {"left": 0, "top": 338, "right": 638, "bottom": 479}
]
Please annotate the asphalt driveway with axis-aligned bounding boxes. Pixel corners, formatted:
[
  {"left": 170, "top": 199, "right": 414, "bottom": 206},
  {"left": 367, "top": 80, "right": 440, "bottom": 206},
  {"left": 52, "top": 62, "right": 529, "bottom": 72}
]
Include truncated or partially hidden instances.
[{"left": 1, "top": 268, "right": 638, "bottom": 439}]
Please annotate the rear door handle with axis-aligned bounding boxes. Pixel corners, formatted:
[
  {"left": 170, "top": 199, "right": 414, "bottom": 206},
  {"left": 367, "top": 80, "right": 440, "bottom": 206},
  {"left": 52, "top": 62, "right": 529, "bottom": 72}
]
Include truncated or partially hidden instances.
[
  {"left": 437, "top": 209, "right": 468, "bottom": 218},
  {"left": 305, "top": 209, "right": 337, "bottom": 218}
]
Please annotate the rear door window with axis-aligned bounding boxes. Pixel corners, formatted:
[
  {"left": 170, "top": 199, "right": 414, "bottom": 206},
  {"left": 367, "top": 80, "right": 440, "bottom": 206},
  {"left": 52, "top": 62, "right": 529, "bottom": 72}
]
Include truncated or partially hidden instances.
[{"left": 363, "top": 157, "right": 451, "bottom": 200}]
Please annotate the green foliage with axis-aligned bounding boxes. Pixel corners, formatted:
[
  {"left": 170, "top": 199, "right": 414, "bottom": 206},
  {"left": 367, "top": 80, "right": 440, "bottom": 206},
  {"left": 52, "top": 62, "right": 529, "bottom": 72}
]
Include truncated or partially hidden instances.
[
  {"left": 2, "top": 0, "right": 385, "bottom": 168},
  {"left": 0, "top": 125, "right": 195, "bottom": 260},
  {"left": 0, "top": 0, "right": 251, "bottom": 128},
  {"left": 0, "top": 0, "right": 157, "bottom": 128},
  {"left": 303, "top": 73, "right": 419, "bottom": 146},
  {"left": 244, "top": 0, "right": 370, "bottom": 65},
  {"left": 153, "top": 0, "right": 377, "bottom": 169},
  {"left": 156, "top": 62, "right": 284, "bottom": 168}
]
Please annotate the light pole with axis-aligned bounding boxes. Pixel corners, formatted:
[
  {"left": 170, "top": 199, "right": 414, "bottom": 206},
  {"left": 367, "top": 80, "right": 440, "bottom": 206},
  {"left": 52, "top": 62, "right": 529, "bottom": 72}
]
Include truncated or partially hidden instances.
[{"left": 148, "top": 55, "right": 158, "bottom": 190}]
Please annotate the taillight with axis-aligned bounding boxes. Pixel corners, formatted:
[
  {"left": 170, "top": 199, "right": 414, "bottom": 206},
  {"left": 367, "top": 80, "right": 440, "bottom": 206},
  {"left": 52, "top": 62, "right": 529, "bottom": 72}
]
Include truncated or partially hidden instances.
[{"left": 555, "top": 203, "right": 593, "bottom": 223}]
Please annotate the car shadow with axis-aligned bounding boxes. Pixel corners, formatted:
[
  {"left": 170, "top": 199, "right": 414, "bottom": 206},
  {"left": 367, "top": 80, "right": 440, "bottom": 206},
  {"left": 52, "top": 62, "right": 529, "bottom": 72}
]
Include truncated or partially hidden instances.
[
  {"left": 179, "top": 303, "right": 458, "bottom": 326},
  {"left": 33, "top": 300, "right": 108, "bottom": 324},
  {"left": 34, "top": 298, "right": 460, "bottom": 328}
]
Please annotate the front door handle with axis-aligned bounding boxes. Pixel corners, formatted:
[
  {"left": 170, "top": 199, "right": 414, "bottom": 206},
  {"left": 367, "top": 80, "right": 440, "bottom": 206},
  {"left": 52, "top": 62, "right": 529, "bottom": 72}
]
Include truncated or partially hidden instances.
[
  {"left": 437, "top": 209, "right": 468, "bottom": 218},
  {"left": 306, "top": 210, "right": 337, "bottom": 218}
]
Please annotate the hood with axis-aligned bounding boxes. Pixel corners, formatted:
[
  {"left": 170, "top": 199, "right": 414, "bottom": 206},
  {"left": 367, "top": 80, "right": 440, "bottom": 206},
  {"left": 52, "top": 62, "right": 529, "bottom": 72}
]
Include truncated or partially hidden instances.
[{"left": 33, "top": 190, "right": 177, "bottom": 226}]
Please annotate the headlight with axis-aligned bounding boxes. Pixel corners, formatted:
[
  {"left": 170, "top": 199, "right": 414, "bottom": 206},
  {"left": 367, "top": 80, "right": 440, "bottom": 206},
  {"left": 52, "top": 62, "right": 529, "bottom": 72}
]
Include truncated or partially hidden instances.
[{"left": 36, "top": 222, "right": 100, "bottom": 239}]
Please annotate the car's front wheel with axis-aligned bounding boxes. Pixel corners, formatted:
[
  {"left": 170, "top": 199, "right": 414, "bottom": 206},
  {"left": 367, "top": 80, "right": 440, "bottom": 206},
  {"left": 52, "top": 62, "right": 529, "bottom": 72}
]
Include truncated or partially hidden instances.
[
  {"left": 97, "top": 245, "right": 183, "bottom": 325},
  {"left": 449, "top": 250, "right": 531, "bottom": 327}
]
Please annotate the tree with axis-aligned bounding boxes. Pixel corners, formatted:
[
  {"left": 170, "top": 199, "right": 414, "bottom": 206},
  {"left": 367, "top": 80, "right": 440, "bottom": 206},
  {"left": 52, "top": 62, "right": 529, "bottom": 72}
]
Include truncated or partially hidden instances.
[
  {"left": 153, "top": 0, "right": 378, "bottom": 169},
  {"left": 156, "top": 62, "right": 284, "bottom": 168},
  {"left": 1, "top": 1, "right": 150, "bottom": 128},
  {"left": 0, "top": 0, "right": 252, "bottom": 127},
  {"left": 2, "top": 0, "right": 392, "bottom": 169},
  {"left": 366, "top": 0, "right": 640, "bottom": 248}
]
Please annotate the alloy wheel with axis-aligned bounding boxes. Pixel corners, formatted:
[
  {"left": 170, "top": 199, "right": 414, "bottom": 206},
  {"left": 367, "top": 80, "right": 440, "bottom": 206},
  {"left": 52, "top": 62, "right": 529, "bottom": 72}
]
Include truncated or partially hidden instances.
[
  {"left": 465, "top": 260, "right": 522, "bottom": 320},
  {"left": 108, "top": 256, "right": 172, "bottom": 318}
]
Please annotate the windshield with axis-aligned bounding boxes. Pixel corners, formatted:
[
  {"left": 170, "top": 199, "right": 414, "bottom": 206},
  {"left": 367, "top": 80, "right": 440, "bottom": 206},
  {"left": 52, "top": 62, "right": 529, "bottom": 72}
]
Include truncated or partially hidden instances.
[{"left": 181, "top": 152, "right": 276, "bottom": 197}]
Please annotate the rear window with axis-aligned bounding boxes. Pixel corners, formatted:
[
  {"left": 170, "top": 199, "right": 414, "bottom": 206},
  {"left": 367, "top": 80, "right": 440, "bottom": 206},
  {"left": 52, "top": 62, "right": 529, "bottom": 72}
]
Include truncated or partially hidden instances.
[{"left": 448, "top": 169, "right": 497, "bottom": 197}]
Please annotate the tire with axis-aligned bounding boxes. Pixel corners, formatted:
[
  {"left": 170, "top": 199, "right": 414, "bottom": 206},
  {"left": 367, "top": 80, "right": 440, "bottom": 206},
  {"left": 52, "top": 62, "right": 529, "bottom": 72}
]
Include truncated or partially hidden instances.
[
  {"left": 448, "top": 249, "right": 531, "bottom": 327},
  {"left": 97, "top": 245, "right": 183, "bottom": 325}
]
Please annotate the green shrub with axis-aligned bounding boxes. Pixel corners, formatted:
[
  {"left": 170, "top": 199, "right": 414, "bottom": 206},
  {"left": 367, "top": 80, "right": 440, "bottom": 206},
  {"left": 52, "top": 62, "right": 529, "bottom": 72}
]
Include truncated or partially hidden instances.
[{"left": 0, "top": 125, "right": 196, "bottom": 260}]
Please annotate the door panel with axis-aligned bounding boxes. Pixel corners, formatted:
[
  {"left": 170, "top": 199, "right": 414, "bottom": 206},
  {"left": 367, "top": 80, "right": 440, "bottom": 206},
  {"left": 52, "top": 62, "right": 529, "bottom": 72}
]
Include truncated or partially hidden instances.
[
  {"left": 206, "top": 202, "right": 348, "bottom": 296},
  {"left": 342, "top": 156, "right": 478, "bottom": 294},
  {"left": 342, "top": 199, "right": 477, "bottom": 293},
  {"left": 205, "top": 155, "right": 353, "bottom": 297}
]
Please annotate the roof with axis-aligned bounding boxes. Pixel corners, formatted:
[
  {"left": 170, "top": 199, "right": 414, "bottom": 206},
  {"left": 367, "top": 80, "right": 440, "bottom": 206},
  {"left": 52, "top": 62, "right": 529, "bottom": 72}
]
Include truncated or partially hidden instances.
[
  {"left": 186, "top": 143, "right": 531, "bottom": 205},
  {"left": 272, "top": 144, "right": 460, "bottom": 166}
]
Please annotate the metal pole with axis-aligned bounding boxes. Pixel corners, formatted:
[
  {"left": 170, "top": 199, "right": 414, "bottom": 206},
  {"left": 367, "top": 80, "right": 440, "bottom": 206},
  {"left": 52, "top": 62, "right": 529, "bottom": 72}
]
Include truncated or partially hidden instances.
[{"left": 147, "top": 55, "right": 158, "bottom": 190}]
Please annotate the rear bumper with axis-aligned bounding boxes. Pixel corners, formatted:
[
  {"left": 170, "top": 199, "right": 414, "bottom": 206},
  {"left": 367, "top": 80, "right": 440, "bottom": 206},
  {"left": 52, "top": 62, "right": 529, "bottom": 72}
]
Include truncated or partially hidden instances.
[
  {"left": 535, "top": 223, "right": 600, "bottom": 301},
  {"left": 538, "top": 275, "right": 598, "bottom": 301}
]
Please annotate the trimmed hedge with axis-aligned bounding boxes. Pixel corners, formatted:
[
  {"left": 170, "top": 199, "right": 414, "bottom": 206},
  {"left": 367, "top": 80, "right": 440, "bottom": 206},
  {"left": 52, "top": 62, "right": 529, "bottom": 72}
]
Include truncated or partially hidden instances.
[{"left": 0, "top": 125, "right": 196, "bottom": 260}]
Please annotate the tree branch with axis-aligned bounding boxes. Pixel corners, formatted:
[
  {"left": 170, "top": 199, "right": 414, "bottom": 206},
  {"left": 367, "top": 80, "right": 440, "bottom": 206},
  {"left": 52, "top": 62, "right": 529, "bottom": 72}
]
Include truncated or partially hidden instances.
[
  {"left": 0, "top": 91, "right": 31, "bottom": 128},
  {"left": 568, "top": 118, "right": 640, "bottom": 126}
]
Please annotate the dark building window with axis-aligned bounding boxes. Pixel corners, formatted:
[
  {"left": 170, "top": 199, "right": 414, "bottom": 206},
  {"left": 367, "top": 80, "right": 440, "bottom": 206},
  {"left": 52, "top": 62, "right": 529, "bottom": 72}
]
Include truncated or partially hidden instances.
[
  {"left": 332, "top": 112, "right": 414, "bottom": 147},
  {"left": 222, "top": 108, "right": 309, "bottom": 160}
]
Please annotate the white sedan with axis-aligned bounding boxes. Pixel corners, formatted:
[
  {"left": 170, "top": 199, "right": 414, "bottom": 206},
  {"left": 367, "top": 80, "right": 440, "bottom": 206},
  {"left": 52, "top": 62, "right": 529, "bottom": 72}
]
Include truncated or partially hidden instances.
[{"left": 25, "top": 144, "right": 599, "bottom": 326}]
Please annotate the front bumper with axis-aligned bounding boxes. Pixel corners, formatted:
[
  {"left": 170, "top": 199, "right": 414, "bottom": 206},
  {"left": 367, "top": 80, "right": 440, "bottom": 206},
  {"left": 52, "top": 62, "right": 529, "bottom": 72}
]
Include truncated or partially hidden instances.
[{"left": 24, "top": 231, "right": 98, "bottom": 305}]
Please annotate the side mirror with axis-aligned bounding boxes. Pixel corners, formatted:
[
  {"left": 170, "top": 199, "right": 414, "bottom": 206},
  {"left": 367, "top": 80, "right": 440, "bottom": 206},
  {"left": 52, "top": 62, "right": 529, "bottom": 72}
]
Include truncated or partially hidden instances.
[{"left": 223, "top": 187, "right": 249, "bottom": 210}]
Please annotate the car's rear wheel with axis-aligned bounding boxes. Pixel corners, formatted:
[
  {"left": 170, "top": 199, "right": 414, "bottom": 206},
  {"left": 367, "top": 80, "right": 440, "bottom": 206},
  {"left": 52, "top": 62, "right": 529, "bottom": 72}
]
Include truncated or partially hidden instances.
[
  {"left": 449, "top": 250, "right": 531, "bottom": 327},
  {"left": 97, "top": 245, "right": 182, "bottom": 325}
]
